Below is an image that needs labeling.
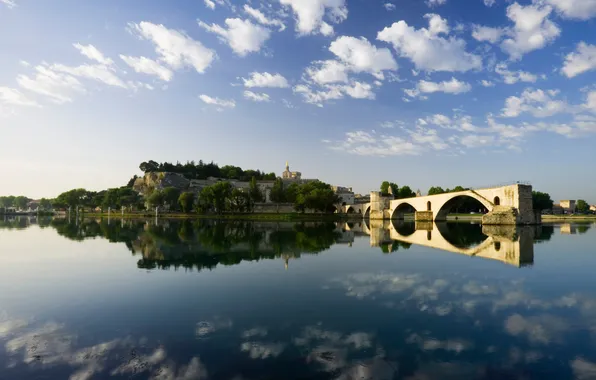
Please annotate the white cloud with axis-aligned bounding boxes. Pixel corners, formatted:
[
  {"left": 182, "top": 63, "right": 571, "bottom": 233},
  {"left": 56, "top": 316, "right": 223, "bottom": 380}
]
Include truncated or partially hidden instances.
[
  {"left": 561, "top": 42, "right": 596, "bottom": 78},
  {"left": 495, "top": 63, "right": 538, "bottom": 84},
  {"left": 545, "top": 0, "right": 596, "bottom": 20},
  {"left": 484, "top": 0, "right": 496, "bottom": 6},
  {"left": 306, "top": 60, "right": 349, "bottom": 85},
  {"left": 331, "top": 131, "right": 423, "bottom": 156},
  {"left": 406, "top": 78, "right": 472, "bottom": 98},
  {"left": 199, "top": 18, "right": 271, "bottom": 57},
  {"left": 377, "top": 14, "right": 482, "bottom": 72},
  {"left": 243, "top": 90, "right": 271, "bottom": 102},
  {"left": 199, "top": 94, "right": 236, "bottom": 109},
  {"left": 279, "top": 0, "right": 348, "bottom": 36},
  {"left": 244, "top": 5, "right": 286, "bottom": 31},
  {"left": 342, "top": 81, "right": 375, "bottom": 99},
  {"left": 501, "top": 88, "right": 569, "bottom": 118},
  {"left": 329, "top": 36, "right": 397, "bottom": 80},
  {"left": 384, "top": 3, "right": 396, "bottom": 11},
  {"left": 0, "top": 0, "right": 16, "bottom": 8},
  {"left": 282, "top": 99, "right": 296, "bottom": 109},
  {"left": 203, "top": 0, "right": 228, "bottom": 10},
  {"left": 295, "top": 79, "right": 377, "bottom": 105},
  {"left": 294, "top": 84, "right": 343, "bottom": 106},
  {"left": 426, "top": 0, "right": 447, "bottom": 6},
  {"left": 500, "top": 3, "right": 560, "bottom": 60},
  {"left": 459, "top": 134, "right": 495, "bottom": 147},
  {"left": 73, "top": 44, "right": 114, "bottom": 66},
  {"left": 119, "top": 55, "right": 173, "bottom": 81},
  {"left": 50, "top": 63, "right": 127, "bottom": 88},
  {"left": 294, "top": 80, "right": 375, "bottom": 106},
  {"left": 481, "top": 80, "right": 495, "bottom": 87},
  {"left": 584, "top": 91, "right": 596, "bottom": 112},
  {"left": 130, "top": 21, "right": 216, "bottom": 73},
  {"left": 17, "top": 65, "right": 84, "bottom": 104},
  {"left": 329, "top": 127, "right": 451, "bottom": 156},
  {"left": 471, "top": 25, "right": 504, "bottom": 44},
  {"left": 241, "top": 72, "right": 289, "bottom": 88},
  {"left": 419, "top": 78, "right": 471, "bottom": 94},
  {"left": 0, "top": 87, "right": 39, "bottom": 107}
]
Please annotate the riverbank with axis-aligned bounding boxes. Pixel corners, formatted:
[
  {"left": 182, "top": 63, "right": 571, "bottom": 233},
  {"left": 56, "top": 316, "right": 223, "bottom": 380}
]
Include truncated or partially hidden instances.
[
  {"left": 542, "top": 215, "right": 596, "bottom": 222},
  {"left": 80, "top": 212, "right": 365, "bottom": 222}
]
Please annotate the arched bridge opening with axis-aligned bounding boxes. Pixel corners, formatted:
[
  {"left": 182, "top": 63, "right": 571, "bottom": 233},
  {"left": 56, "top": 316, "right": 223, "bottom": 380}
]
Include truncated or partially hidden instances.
[
  {"left": 435, "top": 195, "right": 491, "bottom": 222},
  {"left": 391, "top": 203, "right": 417, "bottom": 220}
]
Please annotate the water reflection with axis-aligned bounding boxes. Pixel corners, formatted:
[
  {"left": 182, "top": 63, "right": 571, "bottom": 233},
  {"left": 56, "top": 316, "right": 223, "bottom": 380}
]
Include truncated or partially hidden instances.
[
  {"left": 0, "top": 217, "right": 563, "bottom": 269},
  {"left": 2, "top": 218, "right": 596, "bottom": 379}
]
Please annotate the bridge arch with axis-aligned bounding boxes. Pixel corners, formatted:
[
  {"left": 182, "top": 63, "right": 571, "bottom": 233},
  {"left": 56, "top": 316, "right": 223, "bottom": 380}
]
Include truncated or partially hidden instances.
[
  {"left": 364, "top": 205, "right": 371, "bottom": 219},
  {"left": 391, "top": 202, "right": 418, "bottom": 220},
  {"left": 434, "top": 193, "right": 494, "bottom": 221}
]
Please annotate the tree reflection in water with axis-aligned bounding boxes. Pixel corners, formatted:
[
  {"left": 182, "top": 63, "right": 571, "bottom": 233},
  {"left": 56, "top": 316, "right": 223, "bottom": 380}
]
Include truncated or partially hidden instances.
[{"left": 33, "top": 219, "right": 342, "bottom": 272}]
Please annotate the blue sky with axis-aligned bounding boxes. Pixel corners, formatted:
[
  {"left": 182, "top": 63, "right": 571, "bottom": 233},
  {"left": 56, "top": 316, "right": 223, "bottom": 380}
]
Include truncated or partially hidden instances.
[{"left": 1, "top": 0, "right": 595, "bottom": 201}]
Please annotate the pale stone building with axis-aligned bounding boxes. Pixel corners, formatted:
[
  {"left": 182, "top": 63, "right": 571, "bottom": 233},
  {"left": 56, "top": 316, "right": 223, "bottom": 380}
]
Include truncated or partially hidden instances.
[
  {"left": 332, "top": 186, "right": 355, "bottom": 205},
  {"left": 282, "top": 162, "right": 301, "bottom": 180},
  {"left": 559, "top": 200, "right": 576, "bottom": 214}
]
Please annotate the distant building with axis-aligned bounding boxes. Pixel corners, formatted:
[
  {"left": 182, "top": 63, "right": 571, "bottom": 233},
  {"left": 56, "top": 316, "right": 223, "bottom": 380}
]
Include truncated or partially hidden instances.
[
  {"left": 590, "top": 205, "right": 596, "bottom": 212},
  {"left": 332, "top": 186, "right": 355, "bottom": 205},
  {"left": 559, "top": 200, "right": 576, "bottom": 214},
  {"left": 416, "top": 189, "right": 422, "bottom": 197},
  {"left": 282, "top": 162, "right": 301, "bottom": 180}
]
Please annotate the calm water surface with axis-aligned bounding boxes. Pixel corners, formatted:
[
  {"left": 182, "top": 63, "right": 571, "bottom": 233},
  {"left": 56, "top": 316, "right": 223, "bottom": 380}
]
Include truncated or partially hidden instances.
[{"left": 1, "top": 217, "right": 596, "bottom": 379}]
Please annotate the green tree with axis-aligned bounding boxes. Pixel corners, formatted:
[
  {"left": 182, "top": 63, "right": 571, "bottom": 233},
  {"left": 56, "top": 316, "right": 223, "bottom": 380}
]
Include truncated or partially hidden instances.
[
  {"left": 270, "top": 178, "right": 285, "bottom": 203},
  {"left": 532, "top": 191, "right": 554, "bottom": 211},
  {"left": 54, "top": 189, "right": 89, "bottom": 208},
  {"left": 289, "top": 181, "right": 340, "bottom": 213},
  {"left": 162, "top": 187, "right": 181, "bottom": 211},
  {"left": 389, "top": 183, "right": 399, "bottom": 197},
  {"left": 39, "top": 198, "right": 52, "bottom": 211},
  {"left": 285, "top": 183, "right": 300, "bottom": 204},
  {"left": 0, "top": 196, "right": 15, "bottom": 208},
  {"left": 139, "top": 160, "right": 159, "bottom": 173},
  {"left": 178, "top": 192, "right": 195, "bottom": 213},
  {"left": 450, "top": 186, "right": 466, "bottom": 193},
  {"left": 147, "top": 190, "right": 165, "bottom": 209},
  {"left": 576, "top": 199, "right": 589, "bottom": 213},
  {"left": 428, "top": 186, "right": 445, "bottom": 195},
  {"left": 380, "top": 181, "right": 390, "bottom": 195},
  {"left": 102, "top": 188, "right": 120, "bottom": 209},
  {"left": 380, "top": 181, "right": 398, "bottom": 197},
  {"left": 249, "top": 176, "right": 264, "bottom": 203},
  {"left": 14, "top": 196, "right": 30, "bottom": 210},
  {"left": 127, "top": 175, "right": 138, "bottom": 188},
  {"left": 396, "top": 186, "right": 416, "bottom": 199},
  {"left": 230, "top": 188, "right": 251, "bottom": 213},
  {"left": 201, "top": 182, "right": 233, "bottom": 214}
]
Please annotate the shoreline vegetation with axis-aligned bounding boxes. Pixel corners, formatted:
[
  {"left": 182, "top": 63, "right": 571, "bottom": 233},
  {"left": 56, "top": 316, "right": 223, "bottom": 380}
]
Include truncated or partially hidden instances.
[{"left": 1, "top": 160, "right": 587, "bottom": 221}]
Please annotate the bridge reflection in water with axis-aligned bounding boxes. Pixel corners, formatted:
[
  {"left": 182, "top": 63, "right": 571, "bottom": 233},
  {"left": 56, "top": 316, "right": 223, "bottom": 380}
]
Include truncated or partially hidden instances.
[{"left": 339, "top": 220, "right": 536, "bottom": 268}]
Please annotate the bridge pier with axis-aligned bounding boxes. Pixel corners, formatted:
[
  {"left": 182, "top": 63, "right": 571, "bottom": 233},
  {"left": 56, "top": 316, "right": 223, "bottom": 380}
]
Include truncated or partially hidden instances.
[{"left": 415, "top": 211, "right": 433, "bottom": 222}]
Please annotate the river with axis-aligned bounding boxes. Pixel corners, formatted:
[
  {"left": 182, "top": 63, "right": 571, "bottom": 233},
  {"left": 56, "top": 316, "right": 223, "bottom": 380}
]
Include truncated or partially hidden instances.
[{"left": 0, "top": 217, "right": 595, "bottom": 379}]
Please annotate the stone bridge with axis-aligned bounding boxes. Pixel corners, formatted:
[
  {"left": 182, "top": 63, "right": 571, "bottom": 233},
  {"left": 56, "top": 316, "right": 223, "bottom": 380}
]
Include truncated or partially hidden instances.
[
  {"left": 340, "top": 184, "right": 539, "bottom": 225},
  {"left": 339, "top": 221, "right": 534, "bottom": 267}
]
